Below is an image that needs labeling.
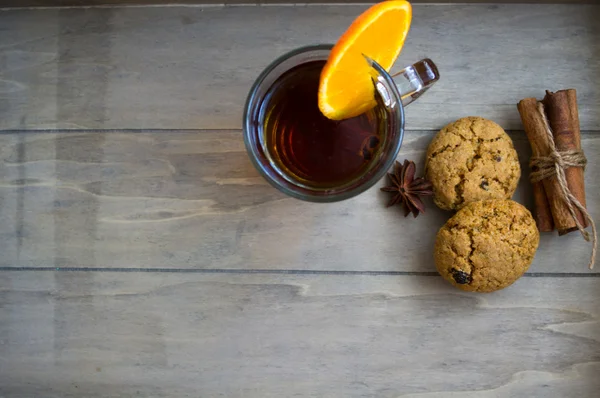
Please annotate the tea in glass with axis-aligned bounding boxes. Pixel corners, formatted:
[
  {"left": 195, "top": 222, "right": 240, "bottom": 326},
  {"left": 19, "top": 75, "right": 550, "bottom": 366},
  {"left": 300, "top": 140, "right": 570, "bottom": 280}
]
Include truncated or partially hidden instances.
[
  {"left": 260, "top": 60, "right": 388, "bottom": 188},
  {"left": 243, "top": 45, "right": 438, "bottom": 202}
]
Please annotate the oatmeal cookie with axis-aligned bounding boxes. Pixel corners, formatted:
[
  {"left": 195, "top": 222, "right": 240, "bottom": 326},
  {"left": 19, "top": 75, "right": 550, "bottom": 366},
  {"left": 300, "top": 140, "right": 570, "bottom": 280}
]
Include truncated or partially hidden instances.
[
  {"left": 425, "top": 117, "right": 520, "bottom": 210},
  {"left": 434, "top": 199, "right": 539, "bottom": 293}
]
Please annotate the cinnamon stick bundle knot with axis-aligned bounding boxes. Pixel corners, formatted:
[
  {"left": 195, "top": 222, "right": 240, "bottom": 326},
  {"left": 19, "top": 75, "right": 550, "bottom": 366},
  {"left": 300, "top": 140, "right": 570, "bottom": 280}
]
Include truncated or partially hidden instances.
[{"left": 530, "top": 150, "right": 587, "bottom": 183}]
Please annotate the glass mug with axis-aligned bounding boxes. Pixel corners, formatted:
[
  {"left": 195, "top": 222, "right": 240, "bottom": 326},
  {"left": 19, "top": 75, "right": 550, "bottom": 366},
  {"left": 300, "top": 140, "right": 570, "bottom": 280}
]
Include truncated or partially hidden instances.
[{"left": 244, "top": 44, "right": 439, "bottom": 202}]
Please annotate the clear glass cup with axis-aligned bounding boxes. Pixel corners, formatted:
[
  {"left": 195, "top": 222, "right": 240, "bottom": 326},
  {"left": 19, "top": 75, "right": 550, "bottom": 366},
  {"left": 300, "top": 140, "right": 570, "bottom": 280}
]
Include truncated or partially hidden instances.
[{"left": 244, "top": 44, "right": 439, "bottom": 202}]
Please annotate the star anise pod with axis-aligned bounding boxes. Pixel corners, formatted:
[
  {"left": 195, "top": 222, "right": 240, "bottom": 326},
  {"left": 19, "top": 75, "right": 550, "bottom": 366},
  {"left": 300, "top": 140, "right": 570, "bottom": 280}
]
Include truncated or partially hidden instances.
[{"left": 380, "top": 159, "right": 434, "bottom": 218}]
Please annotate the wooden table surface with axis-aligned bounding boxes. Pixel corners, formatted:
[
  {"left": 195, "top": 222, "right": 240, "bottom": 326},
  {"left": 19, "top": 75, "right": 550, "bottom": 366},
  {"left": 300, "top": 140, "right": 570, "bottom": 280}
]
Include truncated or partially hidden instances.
[{"left": 1, "top": 3, "right": 599, "bottom": 397}]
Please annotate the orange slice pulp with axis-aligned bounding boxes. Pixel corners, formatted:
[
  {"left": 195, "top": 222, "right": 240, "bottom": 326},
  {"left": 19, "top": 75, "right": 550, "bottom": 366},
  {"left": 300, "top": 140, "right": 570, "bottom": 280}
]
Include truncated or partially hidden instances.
[{"left": 318, "top": 0, "right": 412, "bottom": 120}]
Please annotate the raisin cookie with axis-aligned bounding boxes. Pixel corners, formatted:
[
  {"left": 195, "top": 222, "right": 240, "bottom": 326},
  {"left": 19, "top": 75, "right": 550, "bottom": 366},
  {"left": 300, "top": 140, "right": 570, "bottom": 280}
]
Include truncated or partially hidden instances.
[
  {"left": 425, "top": 117, "right": 520, "bottom": 210},
  {"left": 434, "top": 199, "right": 539, "bottom": 293}
]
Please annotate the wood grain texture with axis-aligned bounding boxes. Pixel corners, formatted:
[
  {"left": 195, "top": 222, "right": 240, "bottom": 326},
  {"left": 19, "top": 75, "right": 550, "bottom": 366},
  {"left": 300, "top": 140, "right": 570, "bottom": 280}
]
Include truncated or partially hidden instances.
[
  {"left": 0, "top": 4, "right": 598, "bottom": 130},
  {"left": 0, "top": 130, "right": 598, "bottom": 271},
  {"left": 1, "top": 4, "right": 599, "bottom": 397},
  {"left": 1, "top": 271, "right": 599, "bottom": 397}
]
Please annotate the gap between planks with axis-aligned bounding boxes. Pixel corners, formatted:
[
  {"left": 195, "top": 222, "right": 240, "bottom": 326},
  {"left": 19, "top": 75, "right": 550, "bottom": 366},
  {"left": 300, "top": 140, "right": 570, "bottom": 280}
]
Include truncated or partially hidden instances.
[
  {"left": 1, "top": 129, "right": 600, "bottom": 135},
  {"left": 3, "top": 3, "right": 569, "bottom": 12},
  {"left": 0, "top": 267, "right": 598, "bottom": 276},
  {"left": 0, "top": 3, "right": 595, "bottom": 15}
]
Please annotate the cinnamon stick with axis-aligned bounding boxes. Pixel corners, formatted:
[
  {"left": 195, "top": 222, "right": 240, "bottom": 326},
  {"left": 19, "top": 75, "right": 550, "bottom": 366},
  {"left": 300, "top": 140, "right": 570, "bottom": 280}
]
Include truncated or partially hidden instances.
[
  {"left": 517, "top": 98, "right": 556, "bottom": 232},
  {"left": 542, "top": 89, "right": 588, "bottom": 235}
]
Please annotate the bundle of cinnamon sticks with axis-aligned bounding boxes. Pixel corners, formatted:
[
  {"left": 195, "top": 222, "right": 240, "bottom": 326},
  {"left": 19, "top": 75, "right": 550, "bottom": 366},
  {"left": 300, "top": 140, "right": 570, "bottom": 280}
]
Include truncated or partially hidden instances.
[{"left": 517, "top": 89, "right": 587, "bottom": 234}]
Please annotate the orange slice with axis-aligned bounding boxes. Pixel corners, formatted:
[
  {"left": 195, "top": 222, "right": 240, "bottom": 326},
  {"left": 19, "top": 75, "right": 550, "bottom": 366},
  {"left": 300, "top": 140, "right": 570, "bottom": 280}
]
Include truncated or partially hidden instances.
[{"left": 318, "top": 0, "right": 412, "bottom": 120}]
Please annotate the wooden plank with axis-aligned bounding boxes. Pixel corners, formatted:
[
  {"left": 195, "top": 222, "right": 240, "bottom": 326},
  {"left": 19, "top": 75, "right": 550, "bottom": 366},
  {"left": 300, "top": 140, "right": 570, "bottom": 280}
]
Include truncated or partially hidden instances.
[
  {"left": 0, "top": 130, "right": 598, "bottom": 272},
  {"left": 1, "top": 4, "right": 598, "bottom": 130},
  {"left": 1, "top": 271, "right": 599, "bottom": 396}
]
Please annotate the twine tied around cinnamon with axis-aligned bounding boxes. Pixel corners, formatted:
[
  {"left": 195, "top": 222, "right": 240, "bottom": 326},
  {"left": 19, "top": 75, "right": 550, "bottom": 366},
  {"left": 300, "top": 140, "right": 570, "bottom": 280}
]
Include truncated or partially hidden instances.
[{"left": 529, "top": 102, "right": 597, "bottom": 269}]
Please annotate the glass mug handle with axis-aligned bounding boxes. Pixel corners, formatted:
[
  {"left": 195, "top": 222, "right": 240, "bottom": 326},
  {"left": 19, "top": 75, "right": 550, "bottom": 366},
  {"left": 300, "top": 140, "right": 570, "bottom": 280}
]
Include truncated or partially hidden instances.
[{"left": 369, "top": 57, "right": 440, "bottom": 107}]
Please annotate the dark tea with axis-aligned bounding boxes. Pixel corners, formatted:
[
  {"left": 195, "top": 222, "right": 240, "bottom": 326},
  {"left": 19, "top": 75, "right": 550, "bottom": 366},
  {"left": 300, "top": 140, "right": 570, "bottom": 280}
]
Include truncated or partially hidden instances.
[
  {"left": 260, "top": 60, "right": 387, "bottom": 188},
  {"left": 245, "top": 45, "right": 438, "bottom": 201}
]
